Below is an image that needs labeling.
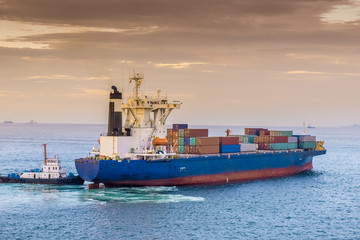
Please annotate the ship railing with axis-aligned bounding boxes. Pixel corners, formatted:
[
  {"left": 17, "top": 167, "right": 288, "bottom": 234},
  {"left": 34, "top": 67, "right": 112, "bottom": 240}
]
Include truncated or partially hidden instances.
[{"left": 127, "top": 92, "right": 168, "bottom": 101}]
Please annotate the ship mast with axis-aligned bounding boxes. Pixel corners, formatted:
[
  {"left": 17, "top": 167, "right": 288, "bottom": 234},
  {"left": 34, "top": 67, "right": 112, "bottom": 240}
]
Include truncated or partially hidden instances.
[
  {"left": 43, "top": 143, "right": 47, "bottom": 165},
  {"left": 129, "top": 72, "right": 144, "bottom": 101}
]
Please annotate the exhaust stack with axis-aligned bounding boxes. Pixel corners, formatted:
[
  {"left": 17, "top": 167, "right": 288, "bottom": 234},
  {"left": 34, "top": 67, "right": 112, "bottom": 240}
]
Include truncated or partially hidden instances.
[{"left": 107, "top": 86, "right": 122, "bottom": 136}]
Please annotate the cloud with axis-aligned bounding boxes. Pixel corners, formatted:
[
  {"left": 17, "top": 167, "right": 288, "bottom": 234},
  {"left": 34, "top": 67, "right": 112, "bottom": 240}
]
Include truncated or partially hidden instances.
[
  {"left": 27, "top": 75, "right": 112, "bottom": 81},
  {"left": 345, "top": 73, "right": 360, "bottom": 76},
  {"left": 285, "top": 53, "right": 347, "bottom": 65},
  {"left": 68, "top": 88, "right": 108, "bottom": 97},
  {"left": 286, "top": 70, "right": 326, "bottom": 75},
  {"left": 150, "top": 62, "right": 207, "bottom": 69},
  {"left": 321, "top": 0, "right": 360, "bottom": 23},
  {"left": 86, "top": 76, "right": 112, "bottom": 80},
  {"left": 27, "top": 75, "right": 75, "bottom": 80}
]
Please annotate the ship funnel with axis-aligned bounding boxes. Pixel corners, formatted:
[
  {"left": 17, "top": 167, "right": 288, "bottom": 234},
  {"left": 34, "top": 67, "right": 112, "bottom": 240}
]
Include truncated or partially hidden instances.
[{"left": 107, "top": 86, "right": 123, "bottom": 136}]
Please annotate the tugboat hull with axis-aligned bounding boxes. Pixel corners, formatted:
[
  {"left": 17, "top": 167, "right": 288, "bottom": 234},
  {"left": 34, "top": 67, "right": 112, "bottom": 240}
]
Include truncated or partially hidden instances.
[{"left": 0, "top": 175, "right": 84, "bottom": 185}]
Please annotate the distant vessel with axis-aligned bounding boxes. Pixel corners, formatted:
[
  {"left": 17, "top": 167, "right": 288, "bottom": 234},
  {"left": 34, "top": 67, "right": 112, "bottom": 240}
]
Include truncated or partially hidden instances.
[
  {"left": 75, "top": 73, "right": 326, "bottom": 188},
  {"left": 307, "top": 124, "right": 316, "bottom": 129},
  {"left": 28, "top": 120, "right": 37, "bottom": 124},
  {"left": 0, "top": 144, "right": 83, "bottom": 185},
  {"left": 3, "top": 120, "right": 13, "bottom": 124}
]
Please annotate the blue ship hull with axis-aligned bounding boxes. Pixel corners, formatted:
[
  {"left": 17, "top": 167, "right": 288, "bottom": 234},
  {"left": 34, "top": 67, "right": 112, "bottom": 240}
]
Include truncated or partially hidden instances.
[{"left": 75, "top": 150, "right": 326, "bottom": 187}]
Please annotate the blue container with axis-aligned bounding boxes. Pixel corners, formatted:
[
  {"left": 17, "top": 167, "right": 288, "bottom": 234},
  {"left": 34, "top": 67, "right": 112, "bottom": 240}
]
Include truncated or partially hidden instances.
[
  {"left": 184, "top": 138, "right": 190, "bottom": 146},
  {"left": 220, "top": 144, "right": 240, "bottom": 153},
  {"left": 173, "top": 124, "right": 188, "bottom": 131}
]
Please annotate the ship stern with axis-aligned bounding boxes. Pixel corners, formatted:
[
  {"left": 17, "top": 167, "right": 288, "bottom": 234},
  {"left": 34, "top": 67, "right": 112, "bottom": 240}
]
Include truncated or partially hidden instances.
[{"left": 75, "top": 158, "right": 100, "bottom": 181}]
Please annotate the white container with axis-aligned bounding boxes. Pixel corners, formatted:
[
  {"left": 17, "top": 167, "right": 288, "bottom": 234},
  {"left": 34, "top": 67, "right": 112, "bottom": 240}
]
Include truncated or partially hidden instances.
[
  {"left": 288, "top": 137, "right": 298, "bottom": 143},
  {"left": 299, "top": 136, "right": 316, "bottom": 142},
  {"left": 239, "top": 143, "right": 257, "bottom": 152}
]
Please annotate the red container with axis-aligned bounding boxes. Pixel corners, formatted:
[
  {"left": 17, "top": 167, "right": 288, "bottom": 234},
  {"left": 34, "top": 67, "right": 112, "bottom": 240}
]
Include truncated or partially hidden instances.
[
  {"left": 184, "top": 146, "right": 190, "bottom": 154},
  {"left": 271, "top": 136, "right": 288, "bottom": 143},
  {"left": 196, "top": 137, "right": 220, "bottom": 146},
  {"left": 167, "top": 128, "right": 173, "bottom": 135},
  {"left": 259, "top": 130, "right": 270, "bottom": 136},
  {"left": 172, "top": 131, "right": 179, "bottom": 139},
  {"left": 258, "top": 143, "right": 264, "bottom": 150},
  {"left": 219, "top": 137, "right": 239, "bottom": 145},
  {"left": 196, "top": 145, "right": 219, "bottom": 154},
  {"left": 245, "top": 128, "right": 266, "bottom": 136},
  {"left": 184, "top": 129, "right": 209, "bottom": 138},
  {"left": 258, "top": 143, "right": 270, "bottom": 150},
  {"left": 189, "top": 146, "right": 197, "bottom": 154}
]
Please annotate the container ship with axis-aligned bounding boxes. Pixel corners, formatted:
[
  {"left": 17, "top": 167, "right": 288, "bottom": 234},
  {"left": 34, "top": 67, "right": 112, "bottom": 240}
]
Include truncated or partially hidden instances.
[{"left": 75, "top": 73, "right": 326, "bottom": 187}]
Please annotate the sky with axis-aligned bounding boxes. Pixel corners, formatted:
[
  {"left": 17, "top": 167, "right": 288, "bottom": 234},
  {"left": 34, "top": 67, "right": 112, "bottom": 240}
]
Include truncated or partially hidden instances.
[{"left": 0, "top": 0, "right": 360, "bottom": 127}]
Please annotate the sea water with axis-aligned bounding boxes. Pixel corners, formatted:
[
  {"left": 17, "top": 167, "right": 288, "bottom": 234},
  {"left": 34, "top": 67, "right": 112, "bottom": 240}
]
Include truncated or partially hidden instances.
[{"left": 0, "top": 124, "right": 359, "bottom": 239}]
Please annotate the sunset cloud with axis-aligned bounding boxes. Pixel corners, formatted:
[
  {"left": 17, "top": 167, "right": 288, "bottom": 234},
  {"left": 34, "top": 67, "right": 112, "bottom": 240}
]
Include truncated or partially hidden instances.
[
  {"left": 286, "top": 71, "right": 326, "bottom": 75},
  {"left": 0, "top": 0, "right": 359, "bottom": 125},
  {"left": 151, "top": 62, "right": 207, "bottom": 69}
]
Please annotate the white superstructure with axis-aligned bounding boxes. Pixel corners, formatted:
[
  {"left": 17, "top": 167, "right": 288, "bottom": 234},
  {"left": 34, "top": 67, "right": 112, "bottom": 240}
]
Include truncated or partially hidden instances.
[
  {"left": 96, "top": 72, "right": 181, "bottom": 159},
  {"left": 20, "top": 144, "right": 66, "bottom": 179}
]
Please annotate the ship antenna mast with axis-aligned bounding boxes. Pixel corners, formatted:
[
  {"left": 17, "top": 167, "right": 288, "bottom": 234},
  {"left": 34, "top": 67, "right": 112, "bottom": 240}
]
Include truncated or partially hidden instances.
[
  {"left": 129, "top": 72, "right": 144, "bottom": 100},
  {"left": 43, "top": 143, "right": 47, "bottom": 165},
  {"left": 302, "top": 121, "right": 306, "bottom": 135}
]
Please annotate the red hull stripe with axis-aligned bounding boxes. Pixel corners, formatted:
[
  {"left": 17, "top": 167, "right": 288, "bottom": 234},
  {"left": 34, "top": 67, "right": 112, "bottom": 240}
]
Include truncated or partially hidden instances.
[{"left": 103, "top": 162, "right": 313, "bottom": 187}]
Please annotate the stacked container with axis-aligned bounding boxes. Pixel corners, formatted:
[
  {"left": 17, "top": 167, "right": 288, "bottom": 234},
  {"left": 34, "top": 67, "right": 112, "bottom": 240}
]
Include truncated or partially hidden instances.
[
  {"left": 219, "top": 137, "right": 240, "bottom": 153},
  {"left": 297, "top": 135, "right": 316, "bottom": 149},
  {"left": 167, "top": 124, "right": 211, "bottom": 154},
  {"left": 196, "top": 137, "right": 220, "bottom": 154}
]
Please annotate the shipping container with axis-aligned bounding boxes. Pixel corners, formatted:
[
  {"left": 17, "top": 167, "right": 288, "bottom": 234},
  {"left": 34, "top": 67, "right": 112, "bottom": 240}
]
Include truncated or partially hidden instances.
[
  {"left": 270, "top": 143, "right": 288, "bottom": 150},
  {"left": 172, "top": 131, "right": 179, "bottom": 139},
  {"left": 245, "top": 128, "right": 265, "bottom": 136},
  {"left": 229, "top": 135, "right": 244, "bottom": 143},
  {"left": 288, "top": 137, "right": 298, "bottom": 143},
  {"left": 258, "top": 143, "right": 270, "bottom": 150},
  {"left": 287, "top": 142, "right": 298, "bottom": 149},
  {"left": 299, "top": 141, "right": 316, "bottom": 149},
  {"left": 259, "top": 130, "right": 270, "bottom": 136},
  {"left": 243, "top": 135, "right": 257, "bottom": 143},
  {"left": 184, "top": 129, "right": 208, "bottom": 138},
  {"left": 196, "top": 137, "right": 220, "bottom": 146},
  {"left": 189, "top": 146, "right": 197, "bottom": 154},
  {"left": 269, "top": 130, "right": 281, "bottom": 136},
  {"left": 178, "top": 145, "right": 184, "bottom": 154},
  {"left": 179, "top": 129, "right": 184, "bottom": 137},
  {"left": 184, "top": 137, "right": 190, "bottom": 146},
  {"left": 239, "top": 143, "right": 257, "bottom": 152},
  {"left": 279, "top": 131, "right": 293, "bottom": 137},
  {"left": 173, "top": 124, "right": 188, "bottom": 131},
  {"left": 190, "top": 137, "right": 196, "bottom": 146},
  {"left": 299, "top": 135, "right": 316, "bottom": 142},
  {"left": 196, "top": 145, "right": 220, "bottom": 154},
  {"left": 184, "top": 146, "right": 190, "bottom": 154},
  {"left": 219, "top": 137, "right": 239, "bottom": 145},
  {"left": 166, "top": 135, "right": 173, "bottom": 143},
  {"left": 271, "top": 136, "right": 288, "bottom": 143},
  {"left": 220, "top": 144, "right": 240, "bottom": 153},
  {"left": 178, "top": 137, "right": 184, "bottom": 146},
  {"left": 167, "top": 128, "right": 173, "bottom": 136}
]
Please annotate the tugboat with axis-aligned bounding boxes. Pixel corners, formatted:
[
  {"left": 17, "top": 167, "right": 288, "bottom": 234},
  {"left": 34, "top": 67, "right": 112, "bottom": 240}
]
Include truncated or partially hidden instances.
[{"left": 0, "top": 144, "right": 84, "bottom": 185}]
